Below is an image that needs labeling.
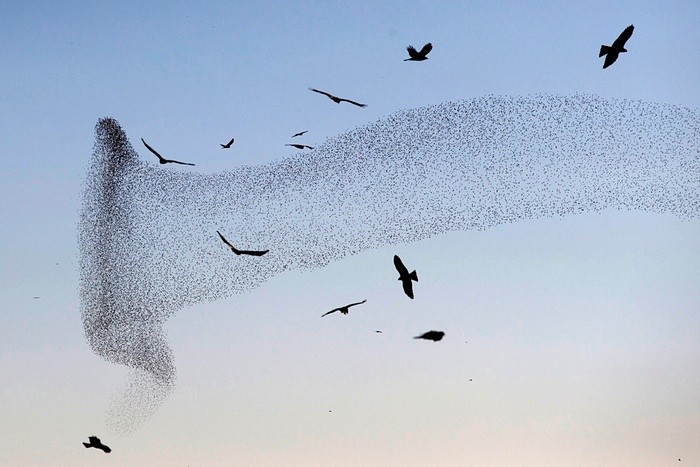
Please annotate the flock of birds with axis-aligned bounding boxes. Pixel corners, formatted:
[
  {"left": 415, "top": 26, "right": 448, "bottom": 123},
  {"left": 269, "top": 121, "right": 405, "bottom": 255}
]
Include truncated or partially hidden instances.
[{"left": 82, "top": 25, "right": 644, "bottom": 455}]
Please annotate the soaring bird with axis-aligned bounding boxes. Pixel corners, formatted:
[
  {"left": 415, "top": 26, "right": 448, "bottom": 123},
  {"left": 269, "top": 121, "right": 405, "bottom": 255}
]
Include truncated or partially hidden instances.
[
  {"left": 83, "top": 436, "right": 111, "bottom": 453},
  {"left": 414, "top": 330, "right": 444, "bottom": 342},
  {"left": 286, "top": 143, "right": 313, "bottom": 150},
  {"left": 321, "top": 299, "right": 367, "bottom": 317},
  {"left": 599, "top": 25, "right": 634, "bottom": 69},
  {"left": 405, "top": 42, "right": 432, "bottom": 61},
  {"left": 308, "top": 88, "right": 367, "bottom": 107},
  {"left": 394, "top": 255, "right": 418, "bottom": 299},
  {"left": 220, "top": 138, "right": 235, "bottom": 149},
  {"left": 141, "top": 138, "right": 195, "bottom": 166},
  {"left": 216, "top": 231, "right": 268, "bottom": 256},
  {"left": 292, "top": 130, "right": 308, "bottom": 138}
]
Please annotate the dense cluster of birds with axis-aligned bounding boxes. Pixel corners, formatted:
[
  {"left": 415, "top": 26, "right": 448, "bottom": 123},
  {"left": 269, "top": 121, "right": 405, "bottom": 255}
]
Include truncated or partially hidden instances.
[{"left": 79, "top": 28, "right": 699, "bottom": 453}]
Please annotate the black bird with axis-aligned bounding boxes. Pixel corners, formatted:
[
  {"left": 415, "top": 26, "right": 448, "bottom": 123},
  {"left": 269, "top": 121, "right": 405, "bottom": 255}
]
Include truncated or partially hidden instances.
[
  {"left": 394, "top": 255, "right": 418, "bottom": 299},
  {"left": 141, "top": 138, "right": 195, "bottom": 166},
  {"left": 414, "top": 330, "right": 444, "bottom": 342},
  {"left": 322, "top": 299, "right": 367, "bottom": 317},
  {"left": 286, "top": 143, "right": 314, "bottom": 150},
  {"left": 220, "top": 138, "right": 235, "bottom": 149},
  {"left": 599, "top": 25, "right": 634, "bottom": 69},
  {"left": 83, "top": 436, "right": 111, "bottom": 453},
  {"left": 309, "top": 88, "right": 367, "bottom": 107},
  {"left": 405, "top": 42, "right": 432, "bottom": 61},
  {"left": 292, "top": 130, "right": 308, "bottom": 138},
  {"left": 375, "top": 330, "right": 383, "bottom": 333},
  {"left": 216, "top": 231, "right": 268, "bottom": 256}
]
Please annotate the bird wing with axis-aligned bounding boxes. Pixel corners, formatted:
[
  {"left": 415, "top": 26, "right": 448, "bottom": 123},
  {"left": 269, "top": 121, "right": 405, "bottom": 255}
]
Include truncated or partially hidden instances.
[
  {"left": 240, "top": 249, "right": 269, "bottom": 256},
  {"left": 309, "top": 88, "right": 334, "bottom": 99},
  {"left": 88, "top": 436, "right": 99, "bottom": 444},
  {"left": 418, "top": 42, "right": 433, "bottom": 56},
  {"left": 401, "top": 279, "right": 414, "bottom": 299},
  {"left": 406, "top": 45, "right": 419, "bottom": 59},
  {"left": 347, "top": 299, "right": 367, "bottom": 308},
  {"left": 227, "top": 138, "right": 234, "bottom": 146},
  {"left": 613, "top": 25, "right": 634, "bottom": 48},
  {"left": 216, "top": 231, "right": 234, "bottom": 248},
  {"left": 292, "top": 130, "right": 307, "bottom": 137},
  {"left": 141, "top": 138, "right": 164, "bottom": 160},
  {"left": 170, "top": 159, "right": 195, "bottom": 166},
  {"left": 321, "top": 308, "right": 338, "bottom": 317},
  {"left": 394, "top": 255, "right": 409, "bottom": 276},
  {"left": 603, "top": 51, "right": 619, "bottom": 68},
  {"left": 305, "top": 146, "right": 314, "bottom": 149},
  {"left": 340, "top": 98, "right": 367, "bottom": 107}
]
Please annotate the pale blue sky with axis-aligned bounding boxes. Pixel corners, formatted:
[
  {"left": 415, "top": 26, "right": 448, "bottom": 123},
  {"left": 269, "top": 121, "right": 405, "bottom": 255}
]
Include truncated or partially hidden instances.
[{"left": 1, "top": 1, "right": 699, "bottom": 465}]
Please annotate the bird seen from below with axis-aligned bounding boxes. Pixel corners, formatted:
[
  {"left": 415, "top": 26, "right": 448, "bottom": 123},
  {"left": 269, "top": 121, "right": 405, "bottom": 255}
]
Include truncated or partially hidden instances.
[
  {"left": 599, "top": 24, "right": 634, "bottom": 69},
  {"left": 291, "top": 130, "right": 308, "bottom": 138},
  {"left": 141, "top": 138, "right": 195, "bottom": 166},
  {"left": 404, "top": 42, "right": 432, "bottom": 61},
  {"left": 309, "top": 88, "right": 367, "bottom": 107},
  {"left": 220, "top": 138, "right": 235, "bottom": 149},
  {"left": 286, "top": 143, "right": 313, "bottom": 150},
  {"left": 394, "top": 254, "right": 418, "bottom": 299},
  {"left": 321, "top": 299, "right": 367, "bottom": 317},
  {"left": 414, "top": 331, "right": 445, "bottom": 342},
  {"left": 216, "top": 231, "right": 269, "bottom": 256},
  {"left": 83, "top": 436, "right": 111, "bottom": 453}
]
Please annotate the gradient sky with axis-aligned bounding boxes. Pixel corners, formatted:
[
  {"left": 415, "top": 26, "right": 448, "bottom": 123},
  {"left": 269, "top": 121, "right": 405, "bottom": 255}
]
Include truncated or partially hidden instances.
[{"left": 1, "top": 1, "right": 699, "bottom": 466}]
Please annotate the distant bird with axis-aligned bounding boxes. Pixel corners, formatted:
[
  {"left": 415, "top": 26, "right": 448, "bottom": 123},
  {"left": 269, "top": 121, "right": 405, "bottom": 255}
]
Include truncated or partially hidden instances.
[
  {"left": 216, "top": 231, "right": 268, "bottom": 256},
  {"left": 220, "top": 138, "right": 235, "bottom": 149},
  {"left": 292, "top": 130, "right": 308, "bottom": 138},
  {"left": 286, "top": 143, "right": 313, "bottom": 150},
  {"left": 83, "top": 436, "right": 111, "bottom": 453},
  {"left": 404, "top": 42, "right": 432, "bottom": 61},
  {"left": 322, "top": 299, "right": 367, "bottom": 317},
  {"left": 414, "top": 330, "right": 445, "bottom": 341},
  {"left": 394, "top": 255, "right": 418, "bottom": 299},
  {"left": 375, "top": 330, "right": 383, "bottom": 333},
  {"left": 309, "top": 88, "right": 367, "bottom": 107},
  {"left": 32, "top": 296, "right": 40, "bottom": 299},
  {"left": 599, "top": 25, "right": 634, "bottom": 69},
  {"left": 141, "top": 138, "right": 195, "bottom": 166}
]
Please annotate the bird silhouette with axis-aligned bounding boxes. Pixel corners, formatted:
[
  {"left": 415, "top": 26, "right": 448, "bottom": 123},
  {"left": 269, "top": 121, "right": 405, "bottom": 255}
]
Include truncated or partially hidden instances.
[
  {"left": 83, "top": 436, "right": 111, "bottom": 453},
  {"left": 309, "top": 88, "right": 367, "bottom": 107},
  {"left": 599, "top": 25, "right": 634, "bottom": 69},
  {"left": 220, "top": 138, "right": 235, "bottom": 149},
  {"left": 292, "top": 130, "right": 308, "bottom": 138},
  {"left": 286, "top": 143, "right": 314, "bottom": 150},
  {"left": 321, "top": 299, "right": 367, "bottom": 317},
  {"left": 405, "top": 42, "right": 432, "bottom": 61},
  {"left": 394, "top": 255, "right": 418, "bottom": 299},
  {"left": 414, "top": 330, "right": 444, "bottom": 341},
  {"left": 141, "top": 138, "right": 195, "bottom": 166},
  {"left": 216, "top": 231, "right": 268, "bottom": 256}
]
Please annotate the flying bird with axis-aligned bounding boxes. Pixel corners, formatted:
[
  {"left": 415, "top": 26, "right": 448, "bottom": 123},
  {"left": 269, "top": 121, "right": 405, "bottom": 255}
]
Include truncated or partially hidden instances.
[
  {"left": 322, "top": 299, "right": 367, "bottom": 317},
  {"left": 308, "top": 88, "right": 367, "bottom": 107},
  {"left": 375, "top": 330, "right": 383, "bottom": 333},
  {"left": 405, "top": 42, "right": 432, "bottom": 61},
  {"left": 599, "top": 25, "right": 634, "bottom": 69},
  {"left": 292, "top": 130, "right": 308, "bottom": 138},
  {"left": 216, "top": 231, "right": 268, "bottom": 256},
  {"left": 286, "top": 143, "right": 314, "bottom": 150},
  {"left": 83, "top": 436, "right": 111, "bottom": 453},
  {"left": 414, "top": 330, "right": 445, "bottom": 342},
  {"left": 141, "top": 138, "right": 195, "bottom": 166},
  {"left": 394, "top": 255, "right": 418, "bottom": 299},
  {"left": 220, "top": 138, "right": 235, "bottom": 149}
]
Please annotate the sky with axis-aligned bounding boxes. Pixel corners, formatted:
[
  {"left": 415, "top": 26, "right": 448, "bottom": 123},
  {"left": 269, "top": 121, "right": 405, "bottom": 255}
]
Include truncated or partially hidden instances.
[{"left": 1, "top": 1, "right": 699, "bottom": 466}]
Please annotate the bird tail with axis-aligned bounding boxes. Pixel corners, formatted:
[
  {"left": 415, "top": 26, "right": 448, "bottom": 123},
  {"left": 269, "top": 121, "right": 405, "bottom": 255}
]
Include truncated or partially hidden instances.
[
  {"left": 599, "top": 45, "right": 611, "bottom": 57},
  {"left": 410, "top": 270, "right": 418, "bottom": 282}
]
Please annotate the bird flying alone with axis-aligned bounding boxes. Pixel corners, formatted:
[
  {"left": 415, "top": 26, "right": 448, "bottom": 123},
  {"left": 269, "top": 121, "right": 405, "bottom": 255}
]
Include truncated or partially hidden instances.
[
  {"left": 414, "top": 330, "right": 445, "bottom": 342},
  {"left": 599, "top": 24, "right": 634, "bottom": 69},
  {"left": 216, "top": 231, "right": 269, "bottom": 256},
  {"left": 308, "top": 88, "right": 367, "bottom": 107},
  {"left": 405, "top": 42, "right": 432, "bottom": 61},
  {"left": 83, "top": 436, "right": 111, "bottom": 453},
  {"left": 220, "top": 138, "right": 235, "bottom": 149},
  {"left": 394, "top": 254, "right": 418, "bottom": 299},
  {"left": 141, "top": 138, "right": 195, "bottom": 166},
  {"left": 321, "top": 299, "right": 367, "bottom": 317},
  {"left": 292, "top": 130, "right": 308, "bottom": 138},
  {"left": 286, "top": 143, "right": 313, "bottom": 150}
]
